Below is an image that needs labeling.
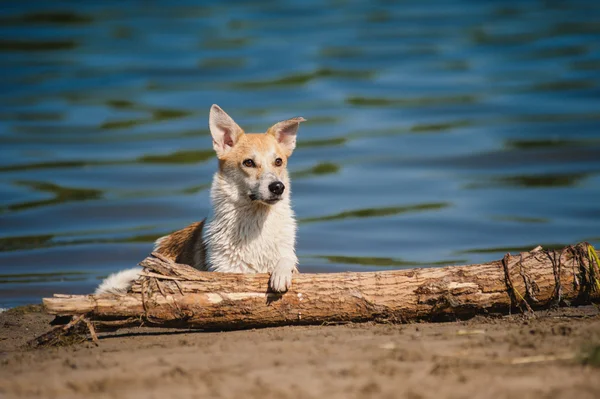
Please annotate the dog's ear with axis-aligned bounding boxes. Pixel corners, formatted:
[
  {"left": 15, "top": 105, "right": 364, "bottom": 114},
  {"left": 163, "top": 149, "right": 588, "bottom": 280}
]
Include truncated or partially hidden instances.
[
  {"left": 267, "top": 117, "right": 306, "bottom": 157},
  {"left": 209, "top": 104, "right": 244, "bottom": 158}
]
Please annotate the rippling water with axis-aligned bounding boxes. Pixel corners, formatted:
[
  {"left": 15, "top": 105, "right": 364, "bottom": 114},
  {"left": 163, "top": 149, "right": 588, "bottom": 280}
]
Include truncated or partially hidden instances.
[{"left": 1, "top": 0, "right": 600, "bottom": 308}]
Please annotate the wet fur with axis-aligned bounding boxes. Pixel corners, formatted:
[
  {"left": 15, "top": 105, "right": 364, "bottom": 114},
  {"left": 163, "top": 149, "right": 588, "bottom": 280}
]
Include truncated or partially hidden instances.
[{"left": 96, "top": 105, "right": 304, "bottom": 294}]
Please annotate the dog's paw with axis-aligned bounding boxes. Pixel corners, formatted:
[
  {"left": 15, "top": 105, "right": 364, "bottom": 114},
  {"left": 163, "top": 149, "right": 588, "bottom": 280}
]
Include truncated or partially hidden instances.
[{"left": 269, "top": 260, "right": 295, "bottom": 293}]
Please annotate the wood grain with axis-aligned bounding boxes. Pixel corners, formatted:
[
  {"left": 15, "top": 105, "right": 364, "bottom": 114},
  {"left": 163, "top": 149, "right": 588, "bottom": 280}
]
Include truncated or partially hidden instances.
[{"left": 43, "top": 243, "right": 600, "bottom": 331}]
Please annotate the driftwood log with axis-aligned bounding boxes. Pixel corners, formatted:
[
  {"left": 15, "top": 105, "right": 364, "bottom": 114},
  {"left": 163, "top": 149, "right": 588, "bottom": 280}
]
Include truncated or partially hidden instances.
[{"left": 38, "top": 242, "right": 600, "bottom": 340}]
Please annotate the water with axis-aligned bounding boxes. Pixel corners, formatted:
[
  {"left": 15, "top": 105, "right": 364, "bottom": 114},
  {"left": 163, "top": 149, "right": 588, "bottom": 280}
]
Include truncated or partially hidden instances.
[{"left": 1, "top": 0, "right": 599, "bottom": 308}]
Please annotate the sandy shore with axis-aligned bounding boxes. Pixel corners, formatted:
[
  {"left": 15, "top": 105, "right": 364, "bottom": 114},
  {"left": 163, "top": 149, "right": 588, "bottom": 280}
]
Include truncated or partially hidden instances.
[{"left": 1, "top": 305, "right": 599, "bottom": 399}]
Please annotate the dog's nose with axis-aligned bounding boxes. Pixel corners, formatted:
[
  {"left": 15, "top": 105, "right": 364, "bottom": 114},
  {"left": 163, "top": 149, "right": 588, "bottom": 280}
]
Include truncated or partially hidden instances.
[{"left": 268, "top": 181, "right": 285, "bottom": 196}]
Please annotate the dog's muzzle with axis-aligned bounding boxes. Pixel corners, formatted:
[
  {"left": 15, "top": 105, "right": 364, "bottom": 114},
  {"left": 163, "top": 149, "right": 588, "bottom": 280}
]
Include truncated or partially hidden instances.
[
  {"left": 248, "top": 177, "right": 285, "bottom": 204},
  {"left": 249, "top": 180, "right": 285, "bottom": 204}
]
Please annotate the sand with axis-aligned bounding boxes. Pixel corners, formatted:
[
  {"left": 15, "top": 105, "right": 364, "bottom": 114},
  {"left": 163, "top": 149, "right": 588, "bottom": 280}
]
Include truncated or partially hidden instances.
[{"left": 1, "top": 305, "right": 599, "bottom": 399}]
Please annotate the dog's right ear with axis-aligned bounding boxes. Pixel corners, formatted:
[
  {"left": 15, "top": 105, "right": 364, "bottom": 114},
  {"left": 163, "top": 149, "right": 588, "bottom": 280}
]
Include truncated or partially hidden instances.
[{"left": 209, "top": 104, "right": 244, "bottom": 158}]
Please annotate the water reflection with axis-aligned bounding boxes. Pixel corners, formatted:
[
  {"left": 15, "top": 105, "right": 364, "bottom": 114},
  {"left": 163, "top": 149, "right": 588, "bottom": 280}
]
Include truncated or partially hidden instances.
[
  {"left": 317, "top": 255, "right": 466, "bottom": 268},
  {"left": 467, "top": 173, "right": 589, "bottom": 189},
  {"left": 0, "top": 271, "right": 89, "bottom": 284},
  {"left": 138, "top": 149, "right": 214, "bottom": 164},
  {"left": 293, "top": 162, "right": 340, "bottom": 178},
  {"left": 4, "top": 11, "right": 93, "bottom": 25},
  {"left": 5, "top": 181, "right": 102, "bottom": 212},
  {"left": 346, "top": 95, "right": 479, "bottom": 107},
  {"left": 504, "top": 138, "right": 599, "bottom": 150},
  {"left": 301, "top": 203, "right": 449, "bottom": 224},
  {"left": 234, "top": 68, "right": 374, "bottom": 89},
  {"left": 0, "top": 40, "right": 77, "bottom": 52}
]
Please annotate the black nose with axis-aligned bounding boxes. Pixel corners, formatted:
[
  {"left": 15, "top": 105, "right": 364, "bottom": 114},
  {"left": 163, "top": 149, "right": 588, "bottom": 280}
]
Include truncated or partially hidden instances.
[{"left": 268, "top": 181, "right": 285, "bottom": 195}]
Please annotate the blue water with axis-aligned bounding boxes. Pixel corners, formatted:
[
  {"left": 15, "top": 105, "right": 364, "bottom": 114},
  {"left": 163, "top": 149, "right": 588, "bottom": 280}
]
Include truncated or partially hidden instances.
[{"left": 1, "top": 0, "right": 600, "bottom": 308}]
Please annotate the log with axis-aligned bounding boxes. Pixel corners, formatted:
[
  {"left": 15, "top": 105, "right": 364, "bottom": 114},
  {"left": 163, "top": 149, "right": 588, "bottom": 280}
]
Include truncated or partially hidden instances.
[{"left": 42, "top": 243, "right": 600, "bottom": 333}]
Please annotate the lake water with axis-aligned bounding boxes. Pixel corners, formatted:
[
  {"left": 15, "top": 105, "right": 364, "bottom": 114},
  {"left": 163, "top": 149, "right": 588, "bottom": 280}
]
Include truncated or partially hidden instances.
[{"left": 1, "top": 0, "right": 600, "bottom": 308}]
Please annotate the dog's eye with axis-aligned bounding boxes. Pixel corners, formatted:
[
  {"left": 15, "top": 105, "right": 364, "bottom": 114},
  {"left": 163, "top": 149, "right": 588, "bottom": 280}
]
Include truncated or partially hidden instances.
[
  {"left": 242, "top": 159, "right": 256, "bottom": 168},
  {"left": 274, "top": 158, "right": 283, "bottom": 167}
]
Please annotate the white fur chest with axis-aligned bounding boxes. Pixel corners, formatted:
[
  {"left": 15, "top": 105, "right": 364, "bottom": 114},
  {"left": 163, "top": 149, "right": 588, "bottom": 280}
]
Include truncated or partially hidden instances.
[{"left": 203, "top": 180, "right": 297, "bottom": 273}]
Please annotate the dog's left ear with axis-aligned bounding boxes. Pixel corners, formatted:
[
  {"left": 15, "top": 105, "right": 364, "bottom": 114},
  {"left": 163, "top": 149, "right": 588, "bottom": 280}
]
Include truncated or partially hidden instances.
[{"left": 267, "top": 117, "right": 306, "bottom": 157}]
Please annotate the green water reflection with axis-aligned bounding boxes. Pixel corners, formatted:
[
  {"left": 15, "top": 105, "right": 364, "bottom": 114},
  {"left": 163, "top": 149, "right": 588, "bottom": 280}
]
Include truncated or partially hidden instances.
[{"left": 301, "top": 203, "right": 449, "bottom": 224}]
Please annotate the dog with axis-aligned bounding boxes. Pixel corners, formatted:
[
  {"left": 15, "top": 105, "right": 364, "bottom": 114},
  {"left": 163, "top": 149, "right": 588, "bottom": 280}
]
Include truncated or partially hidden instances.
[{"left": 95, "top": 105, "right": 305, "bottom": 295}]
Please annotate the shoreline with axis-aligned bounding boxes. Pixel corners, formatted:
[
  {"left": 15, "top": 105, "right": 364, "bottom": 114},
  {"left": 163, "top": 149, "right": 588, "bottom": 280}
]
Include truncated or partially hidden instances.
[{"left": 1, "top": 304, "right": 600, "bottom": 398}]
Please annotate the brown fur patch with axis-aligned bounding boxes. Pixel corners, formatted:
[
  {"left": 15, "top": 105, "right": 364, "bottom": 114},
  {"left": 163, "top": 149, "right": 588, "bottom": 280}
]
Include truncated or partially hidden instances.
[{"left": 154, "top": 220, "right": 206, "bottom": 268}]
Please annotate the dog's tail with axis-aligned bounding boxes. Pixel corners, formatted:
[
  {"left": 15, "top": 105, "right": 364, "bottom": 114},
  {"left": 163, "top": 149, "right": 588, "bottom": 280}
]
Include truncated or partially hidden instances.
[{"left": 95, "top": 268, "right": 142, "bottom": 295}]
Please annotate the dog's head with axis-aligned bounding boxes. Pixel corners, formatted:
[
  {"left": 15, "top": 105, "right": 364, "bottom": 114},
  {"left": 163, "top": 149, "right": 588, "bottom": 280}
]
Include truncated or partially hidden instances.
[{"left": 209, "top": 104, "right": 305, "bottom": 206}]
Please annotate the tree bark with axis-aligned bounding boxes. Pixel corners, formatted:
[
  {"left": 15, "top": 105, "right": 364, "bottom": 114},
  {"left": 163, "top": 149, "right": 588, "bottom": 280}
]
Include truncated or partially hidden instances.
[{"left": 42, "top": 243, "right": 600, "bottom": 332}]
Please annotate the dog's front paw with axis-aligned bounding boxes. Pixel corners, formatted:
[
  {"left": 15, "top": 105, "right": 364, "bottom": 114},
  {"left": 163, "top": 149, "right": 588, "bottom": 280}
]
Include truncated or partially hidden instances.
[{"left": 269, "top": 259, "right": 295, "bottom": 293}]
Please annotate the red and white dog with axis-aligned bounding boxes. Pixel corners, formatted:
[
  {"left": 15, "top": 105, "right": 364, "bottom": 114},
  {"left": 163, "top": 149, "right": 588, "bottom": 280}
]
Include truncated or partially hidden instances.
[{"left": 96, "top": 105, "right": 305, "bottom": 294}]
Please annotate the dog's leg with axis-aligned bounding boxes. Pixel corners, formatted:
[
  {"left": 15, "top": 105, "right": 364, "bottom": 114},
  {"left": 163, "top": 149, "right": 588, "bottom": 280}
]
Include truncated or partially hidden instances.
[{"left": 269, "top": 257, "right": 296, "bottom": 293}]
